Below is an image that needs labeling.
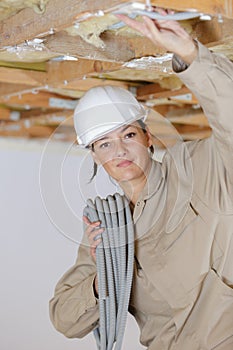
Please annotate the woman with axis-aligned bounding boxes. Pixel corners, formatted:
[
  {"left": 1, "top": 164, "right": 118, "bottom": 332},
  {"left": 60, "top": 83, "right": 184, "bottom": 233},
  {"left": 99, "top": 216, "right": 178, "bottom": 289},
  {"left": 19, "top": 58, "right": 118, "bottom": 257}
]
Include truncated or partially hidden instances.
[{"left": 49, "top": 13, "right": 233, "bottom": 350}]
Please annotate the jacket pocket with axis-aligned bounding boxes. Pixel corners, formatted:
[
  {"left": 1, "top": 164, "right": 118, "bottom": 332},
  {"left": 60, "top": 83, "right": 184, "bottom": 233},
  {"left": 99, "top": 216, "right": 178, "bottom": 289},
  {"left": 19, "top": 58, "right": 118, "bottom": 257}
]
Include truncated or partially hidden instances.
[
  {"left": 163, "top": 202, "right": 198, "bottom": 252},
  {"left": 175, "top": 269, "right": 233, "bottom": 349}
]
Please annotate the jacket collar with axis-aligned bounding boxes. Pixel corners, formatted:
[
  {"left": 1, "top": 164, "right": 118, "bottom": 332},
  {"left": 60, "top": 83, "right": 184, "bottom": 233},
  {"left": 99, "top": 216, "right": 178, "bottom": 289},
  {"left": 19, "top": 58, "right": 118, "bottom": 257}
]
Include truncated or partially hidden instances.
[{"left": 138, "top": 159, "right": 164, "bottom": 201}]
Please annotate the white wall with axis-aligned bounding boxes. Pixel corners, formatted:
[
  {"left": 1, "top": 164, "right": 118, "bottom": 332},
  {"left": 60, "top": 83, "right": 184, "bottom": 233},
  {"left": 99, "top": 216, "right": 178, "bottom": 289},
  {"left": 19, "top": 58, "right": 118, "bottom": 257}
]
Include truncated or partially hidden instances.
[{"left": 0, "top": 138, "right": 146, "bottom": 350}]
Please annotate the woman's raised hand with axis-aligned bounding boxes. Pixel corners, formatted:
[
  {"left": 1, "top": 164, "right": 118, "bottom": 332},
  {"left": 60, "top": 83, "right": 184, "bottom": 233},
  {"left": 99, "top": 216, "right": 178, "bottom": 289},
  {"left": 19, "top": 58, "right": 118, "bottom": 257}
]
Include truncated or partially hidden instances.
[{"left": 116, "top": 9, "right": 198, "bottom": 64}]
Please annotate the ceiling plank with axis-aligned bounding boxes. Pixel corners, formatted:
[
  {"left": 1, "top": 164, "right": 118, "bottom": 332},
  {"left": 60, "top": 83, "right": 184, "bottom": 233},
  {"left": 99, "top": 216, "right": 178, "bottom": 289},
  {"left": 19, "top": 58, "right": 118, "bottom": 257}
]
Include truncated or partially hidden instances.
[
  {"left": 0, "top": 106, "right": 11, "bottom": 120},
  {"left": 0, "top": 1, "right": 232, "bottom": 59},
  {"left": 137, "top": 84, "right": 191, "bottom": 100},
  {"left": 0, "top": 0, "right": 134, "bottom": 47},
  {"left": 167, "top": 110, "right": 209, "bottom": 126},
  {"left": 45, "top": 31, "right": 151, "bottom": 63},
  {"left": 170, "top": 94, "right": 198, "bottom": 104},
  {"left": 0, "top": 0, "right": 232, "bottom": 50},
  {"left": 0, "top": 62, "right": 126, "bottom": 93},
  {"left": 150, "top": 0, "right": 233, "bottom": 18},
  {"left": 53, "top": 77, "right": 129, "bottom": 91},
  {"left": 33, "top": 112, "right": 73, "bottom": 127},
  {"left": 46, "top": 59, "right": 122, "bottom": 84},
  {"left": 20, "top": 108, "right": 67, "bottom": 119},
  {"left": 45, "top": 18, "right": 233, "bottom": 64},
  {"left": 0, "top": 91, "right": 77, "bottom": 109},
  {"left": 45, "top": 21, "right": 225, "bottom": 63},
  {"left": 0, "top": 61, "right": 46, "bottom": 71},
  {"left": 0, "top": 67, "right": 46, "bottom": 85},
  {"left": 0, "top": 83, "right": 39, "bottom": 98}
]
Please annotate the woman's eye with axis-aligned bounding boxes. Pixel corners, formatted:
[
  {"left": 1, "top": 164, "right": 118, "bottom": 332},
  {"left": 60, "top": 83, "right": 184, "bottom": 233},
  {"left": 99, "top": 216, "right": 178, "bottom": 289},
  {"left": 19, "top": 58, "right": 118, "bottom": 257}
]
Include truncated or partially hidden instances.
[
  {"left": 125, "top": 132, "right": 136, "bottom": 139},
  {"left": 99, "top": 141, "right": 110, "bottom": 149}
]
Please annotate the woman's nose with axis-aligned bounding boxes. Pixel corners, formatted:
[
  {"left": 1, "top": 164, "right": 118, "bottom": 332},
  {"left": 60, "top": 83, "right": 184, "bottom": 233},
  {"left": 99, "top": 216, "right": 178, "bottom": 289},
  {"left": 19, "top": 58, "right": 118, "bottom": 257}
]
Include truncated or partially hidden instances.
[{"left": 114, "top": 138, "right": 127, "bottom": 157}]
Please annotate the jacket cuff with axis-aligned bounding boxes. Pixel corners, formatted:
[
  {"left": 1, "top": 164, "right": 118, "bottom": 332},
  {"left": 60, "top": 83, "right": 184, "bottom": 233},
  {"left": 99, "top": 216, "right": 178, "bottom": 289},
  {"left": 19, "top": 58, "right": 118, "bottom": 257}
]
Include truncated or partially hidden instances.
[
  {"left": 173, "top": 41, "right": 215, "bottom": 86},
  {"left": 85, "top": 274, "right": 99, "bottom": 306},
  {"left": 172, "top": 54, "right": 189, "bottom": 73}
]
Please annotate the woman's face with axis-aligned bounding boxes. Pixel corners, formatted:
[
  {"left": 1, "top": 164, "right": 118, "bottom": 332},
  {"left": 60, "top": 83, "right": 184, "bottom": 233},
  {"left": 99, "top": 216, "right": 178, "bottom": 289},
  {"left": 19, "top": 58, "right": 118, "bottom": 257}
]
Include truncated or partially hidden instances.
[{"left": 91, "top": 122, "right": 153, "bottom": 184}]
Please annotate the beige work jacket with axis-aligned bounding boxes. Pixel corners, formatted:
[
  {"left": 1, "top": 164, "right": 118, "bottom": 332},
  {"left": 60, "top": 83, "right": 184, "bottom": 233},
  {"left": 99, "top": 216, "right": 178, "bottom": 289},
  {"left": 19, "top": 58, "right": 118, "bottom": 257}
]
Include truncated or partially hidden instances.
[{"left": 49, "top": 42, "right": 233, "bottom": 350}]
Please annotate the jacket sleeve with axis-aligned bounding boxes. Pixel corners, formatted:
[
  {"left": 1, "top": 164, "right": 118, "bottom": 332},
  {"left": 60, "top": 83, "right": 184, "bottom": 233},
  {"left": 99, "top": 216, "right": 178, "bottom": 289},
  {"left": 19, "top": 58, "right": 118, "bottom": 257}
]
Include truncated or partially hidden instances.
[
  {"left": 174, "top": 41, "right": 233, "bottom": 176},
  {"left": 49, "top": 230, "right": 99, "bottom": 339}
]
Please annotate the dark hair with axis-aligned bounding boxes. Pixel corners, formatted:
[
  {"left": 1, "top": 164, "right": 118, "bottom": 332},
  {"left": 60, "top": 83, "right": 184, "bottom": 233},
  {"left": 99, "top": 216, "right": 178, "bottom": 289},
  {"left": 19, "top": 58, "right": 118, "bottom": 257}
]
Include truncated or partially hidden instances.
[
  {"left": 137, "top": 119, "right": 154, "bottom": 154},
  {"left": 89, "top": 119, "right": 154, "bottom": 181},
  {"left": 88, "top": 162, "right": 98, "bottom": 183}
]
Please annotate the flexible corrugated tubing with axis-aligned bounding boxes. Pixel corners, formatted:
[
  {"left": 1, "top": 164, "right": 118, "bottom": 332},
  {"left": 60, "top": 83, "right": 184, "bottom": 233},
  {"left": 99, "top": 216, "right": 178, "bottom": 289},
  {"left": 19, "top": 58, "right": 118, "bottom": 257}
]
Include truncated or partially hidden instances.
[{"left": 83, "top": 193, "right": 135, "bottom": 350}]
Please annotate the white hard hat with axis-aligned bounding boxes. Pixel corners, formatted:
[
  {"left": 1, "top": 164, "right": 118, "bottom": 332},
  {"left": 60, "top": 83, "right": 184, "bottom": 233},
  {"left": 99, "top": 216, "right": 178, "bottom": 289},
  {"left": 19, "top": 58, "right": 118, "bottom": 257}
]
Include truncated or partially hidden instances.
[{"left": 74, "top": 85, "right": 147, "bottom": 147}]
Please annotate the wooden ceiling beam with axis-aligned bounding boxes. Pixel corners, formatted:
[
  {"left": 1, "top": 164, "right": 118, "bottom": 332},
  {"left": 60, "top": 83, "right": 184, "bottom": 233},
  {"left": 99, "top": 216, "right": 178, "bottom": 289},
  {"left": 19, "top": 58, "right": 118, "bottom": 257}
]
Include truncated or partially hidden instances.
[
  {"left": 30, "top": 110, "right": 74, "bottom": 127},
  {"left": 0, "top": 83, "right": 39, "bottom": 98},
  {"left": 150, "top": 0, "right": 233, "bottom": 18},
  {"left": 0, "top": 62, "right": 126, "bottom": 94},
  {"left": 20, "top": 108, "right": 67, "bottom": 119},
  {"left": 0, "top": 67, "right": 46, "bottom": 85},
  {"left": 0, "top": 0, "right": 134, "bottom": 47},
  {"left": 166, "top": 108, "right": 209, "bottom": 126},
  {"left": 0, "top": 123, "right": 56, "bottom": 138},
  {"left": 0, "top": 91, "right": 76, "bottom": 109},
  {"left": 45, "top": 19, "right": 232, "bottom": 63},
  {"left": 0, "top": 0, "right": 232, "bottom": 50},
  {"left": 0, "top": 15, "right": 232, "bottom": 68},
  {"left": 0, "top": 106, "right": 11, "bottom": 120},
  {"left": 0, "top": 118, "right": 75, "bottom": 140},
  {"left": 54, "top": 77, "right": 128, "bottom": 91},
  {"left": 45, "top": 31, "right": 153, "bottom": 63},
  {"left": 0, "top": 112, "right": 211, "bottom": 143},
  {"left": 137, "top": 83, "right": 191, "bottom": 100},
  {"left": 170, "top": 94, "right": 198, "bottom": 104},
  {"left": 46, "top": 59, "right": 122, "bottom": 84}
]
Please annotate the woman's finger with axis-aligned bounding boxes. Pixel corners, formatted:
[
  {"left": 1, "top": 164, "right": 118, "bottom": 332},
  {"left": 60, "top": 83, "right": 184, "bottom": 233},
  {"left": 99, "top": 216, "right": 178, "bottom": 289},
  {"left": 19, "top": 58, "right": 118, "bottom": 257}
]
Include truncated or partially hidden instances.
[
  {"left": 83, "top": 215, "right": 100, "bottom": 226},
  {"left": 83, "top": 216, "right": 101, "bottom": 233},
  {"left": 115, "top": 14, "right": 146, "bottom": 34},
  {"left": 89, "top": 227, "right": 104, "bottom": 243},
  {"left": 151, "top": 6, "right": 172, "bottom": 16},
  {"left": 90, "top": 234, "right": 102, "bottom": 261}
]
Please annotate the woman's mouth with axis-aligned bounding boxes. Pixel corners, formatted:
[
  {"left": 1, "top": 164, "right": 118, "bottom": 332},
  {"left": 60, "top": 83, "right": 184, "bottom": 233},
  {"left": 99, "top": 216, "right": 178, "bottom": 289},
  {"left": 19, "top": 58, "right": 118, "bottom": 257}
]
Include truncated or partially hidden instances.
[{"left": 117, "top": 160, "right": 133, "bottom": 168}]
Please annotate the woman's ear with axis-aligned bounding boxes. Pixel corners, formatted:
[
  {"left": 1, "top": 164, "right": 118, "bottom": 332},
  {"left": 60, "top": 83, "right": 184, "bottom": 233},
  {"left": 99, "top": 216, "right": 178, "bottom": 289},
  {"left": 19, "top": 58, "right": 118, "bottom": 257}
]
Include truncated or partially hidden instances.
[{"left": 145, "top": 127, "right": 153, "bottom": 148}]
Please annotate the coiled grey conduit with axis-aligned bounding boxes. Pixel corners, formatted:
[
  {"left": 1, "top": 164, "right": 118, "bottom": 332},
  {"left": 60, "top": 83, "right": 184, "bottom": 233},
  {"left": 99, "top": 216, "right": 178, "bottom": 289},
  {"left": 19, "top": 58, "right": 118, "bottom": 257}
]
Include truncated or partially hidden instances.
[{"left": 83, "top": 193, "right": 135, "bottom": 350}]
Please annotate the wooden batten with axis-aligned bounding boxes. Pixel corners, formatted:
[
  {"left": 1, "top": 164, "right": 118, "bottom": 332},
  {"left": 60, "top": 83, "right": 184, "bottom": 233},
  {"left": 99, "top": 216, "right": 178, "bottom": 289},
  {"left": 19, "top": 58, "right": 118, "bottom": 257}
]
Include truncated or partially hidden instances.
[
  {"left": 0, "top": 67, "right": 46, "bottom": 85},
  {"left": 150, "top": 0, "right": 233, "bottom": 18},
  {"left": 137, "top": 84, "right": 191, "bottom": 100},
  {"left": 46, "top": 59, "right": 122, "bottom": 84},
  {"left": 0, "top": 106, "right": 11, "bottom": 120},
  {"left": 0, "top": 0, "right": 133, "bottom": 47},
  {"left": 54, "top": 77, "right": 128, "bottom": 91},
  {"left": 0, "top": 0, "right": 232, "bottom": 143},
  {"left": 0, "top": 91, "right": 76, "bottom": 109}
]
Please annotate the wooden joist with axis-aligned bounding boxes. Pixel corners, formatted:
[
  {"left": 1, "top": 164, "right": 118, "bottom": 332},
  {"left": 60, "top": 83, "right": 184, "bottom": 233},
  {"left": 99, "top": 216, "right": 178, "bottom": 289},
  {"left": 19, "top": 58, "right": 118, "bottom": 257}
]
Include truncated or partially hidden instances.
[
  {"left": 174, "top": 126, "right": 212, "bottom": 140},
  {"left": 0, "top": 83, "right": 39, "bottom": 98},
  {"left": 0, "top": 0, "right": 232, "bottom": 59},
  {"left": 46, "top": 59, "right": 122, "bottom": 84},
  {"left": 0, "top": 63, "right": 128, "bottom": 101},
  {"left": 0, "top": 0, "right": 133, "bottom": 47},
  {"left": 0, "top": 0, "right": 231, "bottom": 144},
  {"left": 167, "top": 109, "right": 209, "bottom": 127},
  {"left": 54, "top": 77, "right": 128, "bottom": 91},
  {"left": 45, "top": 31, "right": 153, "bottom": 63},
  {"left": 0, "top": 66, "right": 46, "bottom": 85},
  {"left": 0, "top": 106, "right": 11, "bottom": 120},
  {"left": 0, "top": 91, "right": 77, "bottom": 109},
  {"left": 137, "top": 84, "right": 190, "bottom": 100},
  {"left": 150, "top": 0, "right": 233, "bottom": 18}
]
